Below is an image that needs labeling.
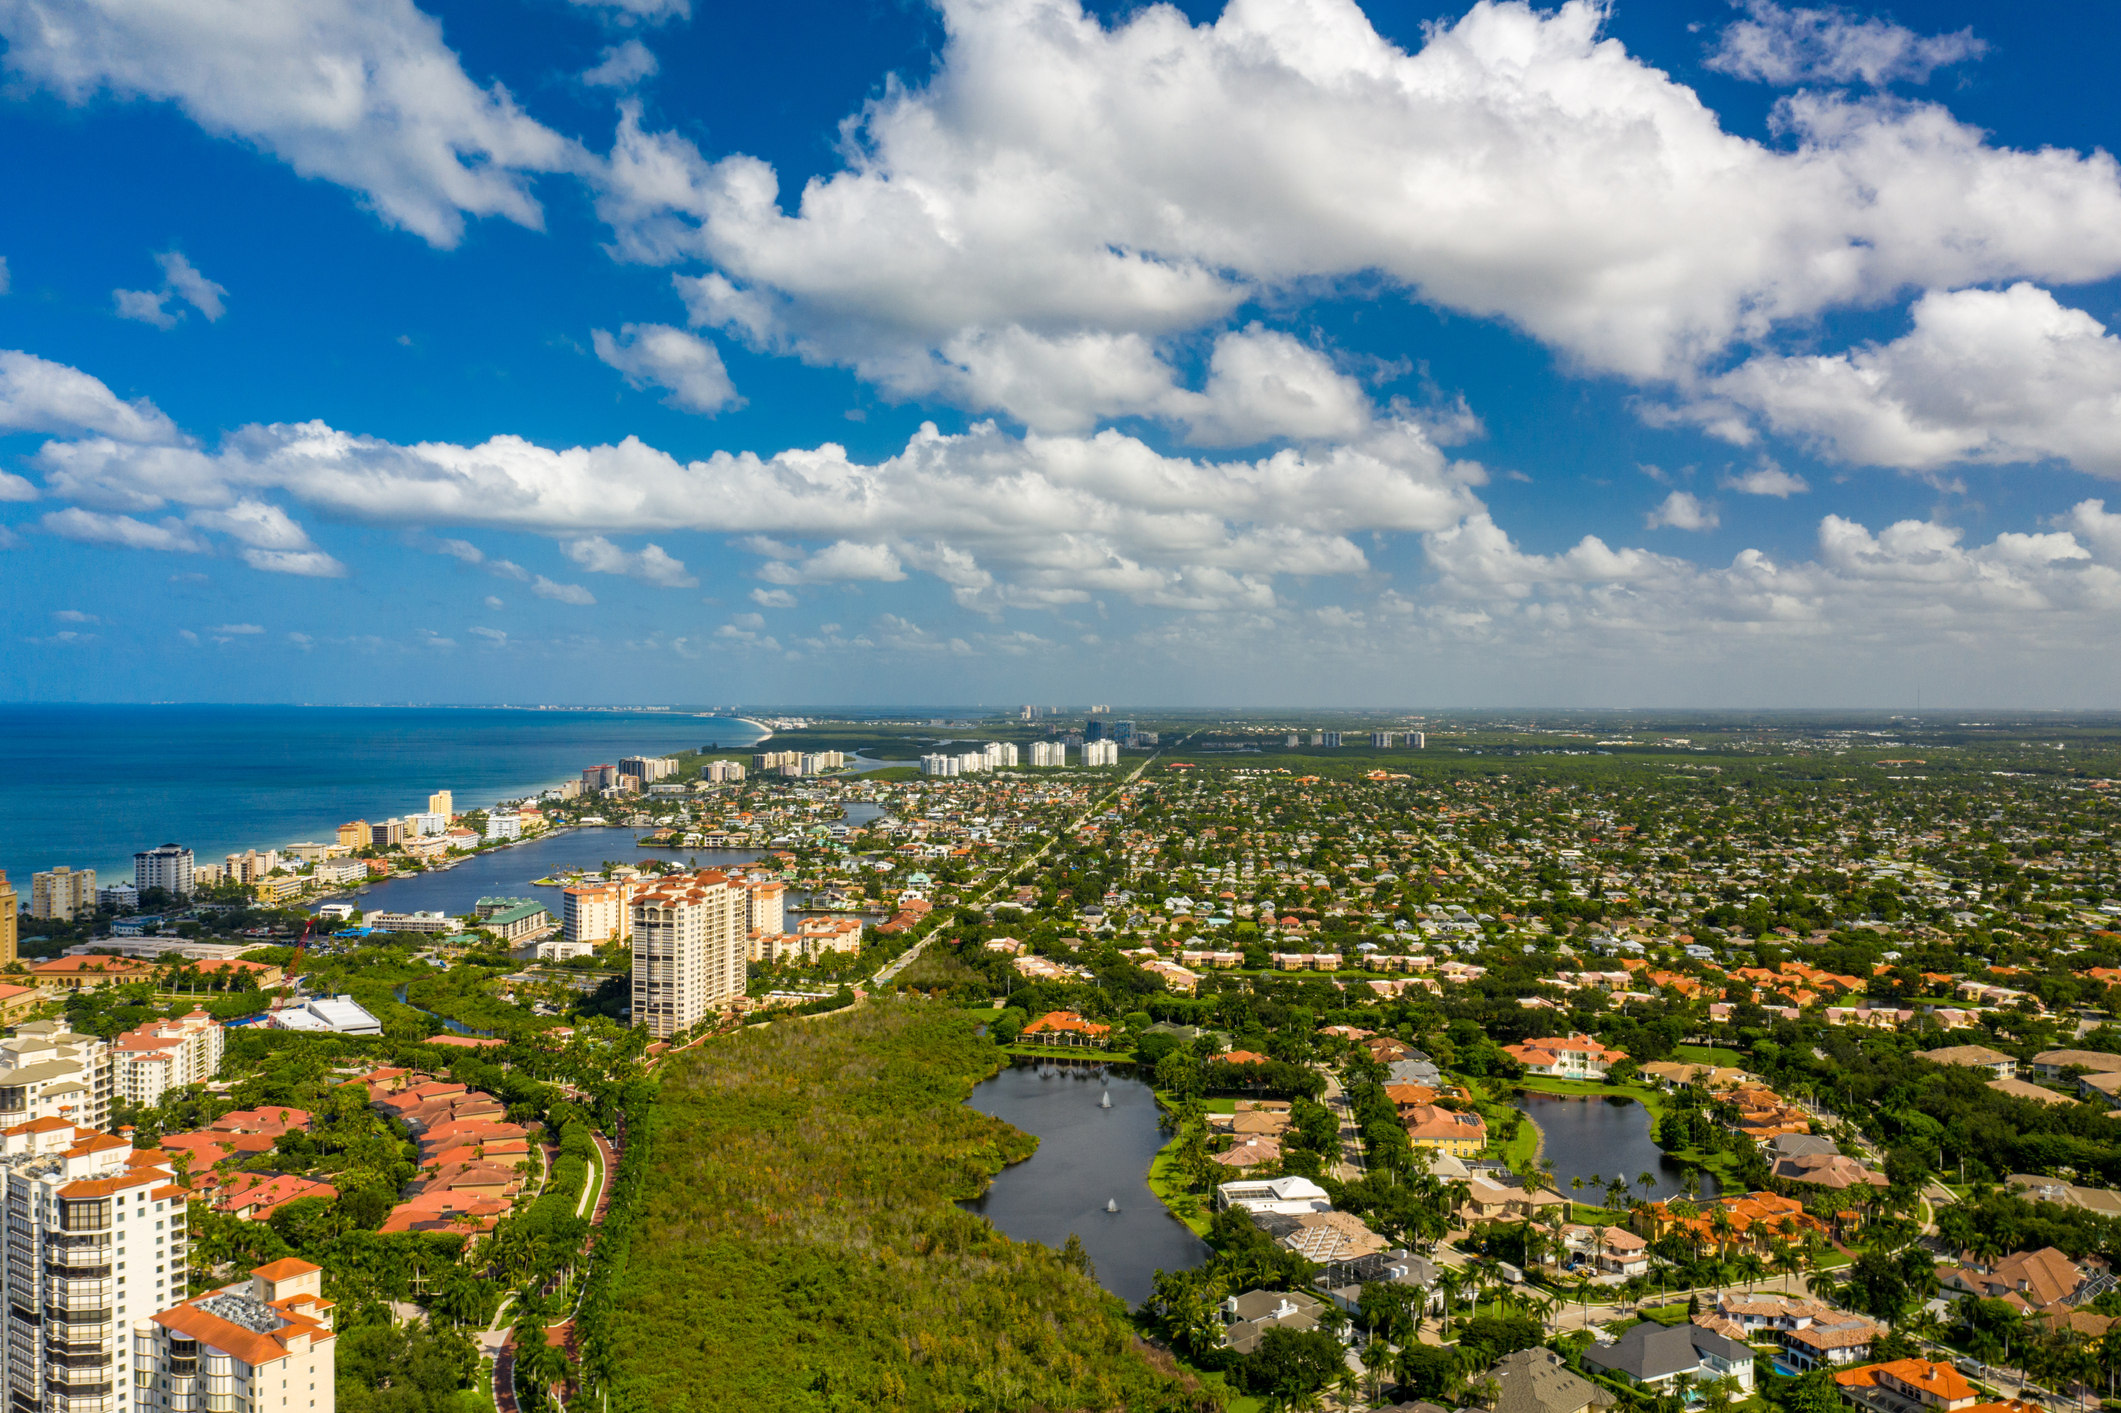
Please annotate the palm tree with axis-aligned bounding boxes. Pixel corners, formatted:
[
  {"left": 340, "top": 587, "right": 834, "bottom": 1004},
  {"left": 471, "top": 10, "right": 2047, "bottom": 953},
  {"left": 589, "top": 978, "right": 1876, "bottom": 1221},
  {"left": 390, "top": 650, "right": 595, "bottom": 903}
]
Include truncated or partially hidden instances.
[{"left": 1639, "top": 1171, "right": 1657, "bottom": 1202}]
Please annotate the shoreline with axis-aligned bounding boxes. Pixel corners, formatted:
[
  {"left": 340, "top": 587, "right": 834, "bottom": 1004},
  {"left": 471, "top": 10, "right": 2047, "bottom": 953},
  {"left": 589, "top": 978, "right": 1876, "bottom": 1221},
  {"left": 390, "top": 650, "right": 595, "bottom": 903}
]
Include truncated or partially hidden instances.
[{"left": 62, "top": 714, "right": 769, "bottom": 901}]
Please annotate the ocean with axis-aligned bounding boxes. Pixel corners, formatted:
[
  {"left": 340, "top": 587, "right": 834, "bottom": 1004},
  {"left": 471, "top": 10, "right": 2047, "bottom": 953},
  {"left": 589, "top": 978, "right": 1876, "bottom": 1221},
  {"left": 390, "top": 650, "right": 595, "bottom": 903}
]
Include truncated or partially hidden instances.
[{"left": 0, "top": 705, "right": 768, "bottom": 895}]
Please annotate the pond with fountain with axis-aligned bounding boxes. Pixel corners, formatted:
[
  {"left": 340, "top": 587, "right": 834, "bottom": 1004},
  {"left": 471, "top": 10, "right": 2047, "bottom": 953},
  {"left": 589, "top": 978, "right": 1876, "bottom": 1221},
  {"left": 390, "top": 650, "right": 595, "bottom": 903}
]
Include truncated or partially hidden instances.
[{"left": 960, "top": 1057, "right": 1209, "bottom": 1306}]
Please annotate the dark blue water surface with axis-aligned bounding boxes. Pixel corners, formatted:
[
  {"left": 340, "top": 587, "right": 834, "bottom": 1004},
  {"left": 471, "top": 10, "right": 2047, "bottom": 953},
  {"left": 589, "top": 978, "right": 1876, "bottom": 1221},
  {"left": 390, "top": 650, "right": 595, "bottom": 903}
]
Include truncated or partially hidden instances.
[
  {"left": 961, "top": 1060, "right": 1209, "bottom": 1307},
  {"left": 0, "top": 704, "right": 766, "bottom": 890},
  {"left": 1514, "top": 1090, "right": 1720, "bottom": 1203},
  {"left": 317, "top": 827, "right": 764, "bottom": 917}
]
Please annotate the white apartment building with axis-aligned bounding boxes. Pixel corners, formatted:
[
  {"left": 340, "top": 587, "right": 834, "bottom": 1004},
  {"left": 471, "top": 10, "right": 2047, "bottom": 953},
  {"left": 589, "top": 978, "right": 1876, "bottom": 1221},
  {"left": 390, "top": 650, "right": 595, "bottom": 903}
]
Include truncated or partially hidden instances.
[
  {"left": 1029, "top": 742, "right": 1067, "bottom": 767},
  {"left": 31, "top": 868, "right": 96, "bottom": 922},
  {"left": 1371, "top": 732, "right": 1396, "bottom": 748},
  {"left": 132, "top": 845, "right": 195, "bottom": 899},
  {"left": 98, "top": 884, "right": 140, "bottom": 912},
  {"left": 311, "top": 859, "right": 364, "bottom": 888},
  {"left": 483, "top": 813, "right": 521, "bottom": 842},
  {"left": 919, "top": 754, "right": 960, "bottom": 777},
  {"left": 563, "top": 883, "right": 632, "bottom": 944},
  {"left": 631, "top": 870, "right": 745, "bottom": 1039},
  {"left": 704, "top": 760, "right": 745, "bottom": 783},
  {"left": 404, "top": 812, "right": 446, "bottom": 837},
  {"left": 110, "top": 1012, "right": 224, "bottom": 1108},
  {"left": 137, "top": 1258, "right": 336, "bottom": 1413},
  {"left": 0, "top": 1116, "right": 198, "bottom": 1413},
  {"left": 1408, "top": 732, "right": 1426, "bottom": 748},
  {"left": 982, "top": 742, "right": 1018, "bottom": 768},
  {"left": 1083, "top": 740, "right": 1120, "bottom": 766},
  {"left": 0, "top": 1022, "right": 113, "bottom": 1130}
]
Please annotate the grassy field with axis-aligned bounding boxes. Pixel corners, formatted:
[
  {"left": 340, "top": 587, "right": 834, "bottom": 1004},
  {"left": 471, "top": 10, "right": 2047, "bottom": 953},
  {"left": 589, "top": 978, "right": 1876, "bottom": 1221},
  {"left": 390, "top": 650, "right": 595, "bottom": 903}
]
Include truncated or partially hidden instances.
[{"left": 1673, "top": 1044, "right": 1748, "bottom": 1068}]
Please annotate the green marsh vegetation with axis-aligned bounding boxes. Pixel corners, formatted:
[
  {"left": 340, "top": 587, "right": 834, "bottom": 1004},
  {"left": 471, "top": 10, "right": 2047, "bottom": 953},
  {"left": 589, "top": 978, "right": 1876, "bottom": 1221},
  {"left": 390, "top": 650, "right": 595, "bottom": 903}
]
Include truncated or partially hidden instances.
[{"left": 583, "top": 999, "right": 1219, "bottom": 1411}]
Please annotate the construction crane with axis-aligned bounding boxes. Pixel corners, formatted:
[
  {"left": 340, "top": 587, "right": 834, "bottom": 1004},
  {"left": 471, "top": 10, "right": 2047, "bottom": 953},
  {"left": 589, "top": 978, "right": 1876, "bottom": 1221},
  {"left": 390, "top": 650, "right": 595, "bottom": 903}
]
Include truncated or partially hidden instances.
[{"left": 268, "top": 917, "right": 316, "bottom": 1016}]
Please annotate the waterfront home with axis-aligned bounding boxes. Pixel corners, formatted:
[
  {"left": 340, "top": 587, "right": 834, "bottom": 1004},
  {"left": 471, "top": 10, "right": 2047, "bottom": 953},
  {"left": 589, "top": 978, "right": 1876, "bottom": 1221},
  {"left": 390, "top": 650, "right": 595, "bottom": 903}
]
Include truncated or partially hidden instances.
[
  {"left": 1553, "top": 1223, "right": 1649, "bottom": 1277},
  {"left": 1402, "top": 1104, "right": 1487, "bottom": 1156},
  {"left": 1208, "top": 1136, "right": 1283, "bottom": 1170},
  {"left": 1635, "top": 1191, "right": 1824, "bottom": 1254},
  {"left": 1215, "top": 1175, "right": 1331, "bottom": 1215},
  {"left": 2005, "top": 1174, "right": 2121, "bottom": 1216},
  {"left": 1502, "top": 1033, "right": 1627, "bottom": 1079},
  {"left": 1583, "top": 1321, "right": 1756, "bottom": 1395},
  {"left": 1019, "top": 1011, "right": 1111, "bottom": 1048}
]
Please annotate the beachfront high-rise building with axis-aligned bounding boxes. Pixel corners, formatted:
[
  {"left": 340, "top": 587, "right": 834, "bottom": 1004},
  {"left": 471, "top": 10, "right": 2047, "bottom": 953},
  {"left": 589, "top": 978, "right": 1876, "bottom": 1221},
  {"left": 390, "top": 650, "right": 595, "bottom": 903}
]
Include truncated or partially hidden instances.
[
  {"left": 582, "top": 764, "right": 618, "bottom": 791},
  {"left": 428, "top": 789, "right": 453, "bottom": 817},
  {"left": 136, "top": 1259, "right": 337, "bottom": 1413},
  {"left": 1029, "top": 742, "right": 1066, "bottom": 767},
  {"left": 0, "top": 872, "right": 14, "bottom": 964},
  {"left": 133, "top": 844, "right": 195, "bottom": 899},
  {"left": 704, "top": 760, "right": 745, "bottom": 783},
  {"left": 336, "top": 820, "right": 372, "bottom": 850},
  {"left": 631, "top": 870, "right": 745, "bottom": 1039},
  {"left": 31, "top": 866, "right": 96, "bottom": 921},
  {"left": 224, "top": 850, "right": 279, "bottom": 886}
]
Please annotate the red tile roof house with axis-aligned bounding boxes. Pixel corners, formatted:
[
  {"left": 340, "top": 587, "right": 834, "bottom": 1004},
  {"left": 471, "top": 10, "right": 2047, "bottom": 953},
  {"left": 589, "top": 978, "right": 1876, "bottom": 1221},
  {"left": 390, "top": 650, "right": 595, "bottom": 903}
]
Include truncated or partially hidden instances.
[
  {"left": 1502, "top": 1034, "right": 1629, "bottom": 1079},
  {"left": 213, "top": 1171, "right": 339, "bottom": 1220},
  {"left": 379, "top": 1191, "right": 513, "bottom": 1234},
  {"left": 1020, "top": 1011, "right": 1112, "bottom": 1048}
]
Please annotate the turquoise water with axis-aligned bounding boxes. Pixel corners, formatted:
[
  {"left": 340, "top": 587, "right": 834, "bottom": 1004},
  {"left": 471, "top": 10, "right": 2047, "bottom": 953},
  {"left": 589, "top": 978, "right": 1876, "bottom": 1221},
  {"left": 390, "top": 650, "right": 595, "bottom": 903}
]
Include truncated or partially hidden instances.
[{"left": 0, "top": 705, "right": 767, "bottom": 892}]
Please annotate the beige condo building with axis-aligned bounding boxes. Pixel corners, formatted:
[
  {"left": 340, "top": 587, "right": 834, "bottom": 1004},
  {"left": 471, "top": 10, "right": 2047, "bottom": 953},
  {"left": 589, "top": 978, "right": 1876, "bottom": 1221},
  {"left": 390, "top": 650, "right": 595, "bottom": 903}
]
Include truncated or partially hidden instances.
[
  {"left": 631, "top": 870, "right": 745, "bottom": 1039},
  {"left": 0, "top": 871, "right": 15, "bottom": 963},
  {"left": 31, "top": 867, "right": 96, "bottom": 922}
]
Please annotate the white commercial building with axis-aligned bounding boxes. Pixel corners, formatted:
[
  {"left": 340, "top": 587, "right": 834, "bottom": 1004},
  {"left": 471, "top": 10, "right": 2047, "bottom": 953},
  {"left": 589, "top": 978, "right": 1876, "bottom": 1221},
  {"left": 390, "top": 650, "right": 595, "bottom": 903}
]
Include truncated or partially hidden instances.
[
  {"left": 0, "top": 1022, "right": 113, "bottom": 1131},
  {"left": 132, "top": 844, "right": 195, "bottom": 899},
  {"left": 1029, "top": 742, "right": 1067, "bottom": 767},
  {"left": 631, "top": 870, "right": 746, "bottom": 1040},
  {"left": 138, "top": 1259, "right": 338, "bottom": 1413},
  {"left": 270, "top": 996, "right": 382, "bottom": 1036},
  {"left": 563, "top": 883, "right": 632, "bottom": 944},
  {"left": 111, "top": 1011, "right": 225, "bottom": 1108},
  {"left": 0, "top": 1116, "right": 199, "bottom": 1410},
  {"left": 1083, "top": 740, "right": 1120, "bottom": 767},
  {"left": 483, "top": 812, "right": 521, "bottom": 841},
  {"left": 366, "top": 911, "right": 461, "bottom": 935}
]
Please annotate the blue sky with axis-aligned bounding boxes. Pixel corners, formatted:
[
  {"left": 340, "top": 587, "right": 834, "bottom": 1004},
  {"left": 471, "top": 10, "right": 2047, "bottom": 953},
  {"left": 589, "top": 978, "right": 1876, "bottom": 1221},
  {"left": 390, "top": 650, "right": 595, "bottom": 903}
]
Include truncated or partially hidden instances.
[{"left": 3, "top": 0, "right": 2120, "bottom": 708}]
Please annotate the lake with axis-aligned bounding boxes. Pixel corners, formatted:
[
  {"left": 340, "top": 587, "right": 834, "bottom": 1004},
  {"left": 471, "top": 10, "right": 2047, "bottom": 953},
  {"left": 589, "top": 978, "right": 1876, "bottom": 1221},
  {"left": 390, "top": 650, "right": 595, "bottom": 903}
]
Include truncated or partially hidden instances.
[
  {"left": 314, "top": 826, "right": 760, "bottom": 916},
  {"left": 1512, "top": 1091, "right": 1721, "bottom": 1204},
  {"left": 961, "top": 1059, "right": 1208, "bottom": 1307}
]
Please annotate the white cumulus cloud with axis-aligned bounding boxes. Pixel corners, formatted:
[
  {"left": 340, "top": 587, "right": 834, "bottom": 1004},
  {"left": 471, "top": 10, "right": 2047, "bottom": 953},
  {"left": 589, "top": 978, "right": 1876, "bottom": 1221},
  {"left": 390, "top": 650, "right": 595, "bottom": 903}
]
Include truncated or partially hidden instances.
[
  {"left": 1722, "top": 462, "right": 1810, "bottom": 497},
  {"left": 598, "top": 0, "right": 2121, "bottom": 413},
  {"left": 591, "top": 323, "right": 739, "bottom": 414},
  {"left": 562, "top": 534, "right": 698, "bottom": 586},
  {"left": 582, "top": 40, "right": 657, "bottom": 89},
  {"left": 1706, "top": 2, "right": 1986, "bottom": 86},
  {"left": 0, "top": 0, "right": 587, "bottom": 247},
  {"left": 533, "top": 575, "right": 596, "bottom": 604},
  {"left": 0, "top": 349, "right": 182, "bottom": 443},
  {"left": 1646, "top": 490, "right": 1719, "bottom": 531},
  {"left": 1697, "top": 284, "right": 2121, "bottom": 476},
  {"left": 41, "top": 507, "right": 208, "bottom": 553}
]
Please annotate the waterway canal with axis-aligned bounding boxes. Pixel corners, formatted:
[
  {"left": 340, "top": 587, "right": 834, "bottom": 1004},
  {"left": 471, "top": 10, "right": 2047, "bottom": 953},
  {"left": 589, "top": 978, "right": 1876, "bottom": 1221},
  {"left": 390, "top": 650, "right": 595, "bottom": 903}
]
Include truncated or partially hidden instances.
[
  {"left": 310, "top": 826, "right": 759, "bottom": 916},
  {"left": 961, "top": 1059, "right": 1208, "bottom": 1307},
  {"left": 1513, "top": 1091, "right": 1720, "bottom": 1204}
]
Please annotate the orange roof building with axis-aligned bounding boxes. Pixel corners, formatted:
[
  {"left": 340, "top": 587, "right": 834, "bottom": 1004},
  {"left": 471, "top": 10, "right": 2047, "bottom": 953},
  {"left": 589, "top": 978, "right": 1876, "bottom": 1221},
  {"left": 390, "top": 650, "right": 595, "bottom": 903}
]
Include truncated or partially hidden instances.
[
  {"left": 141, "top": 1260, "right": 336, "bottom": 1407},
  {"left": 1020, "top": 1011, "right": 1112, "bottom": 1048}
]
